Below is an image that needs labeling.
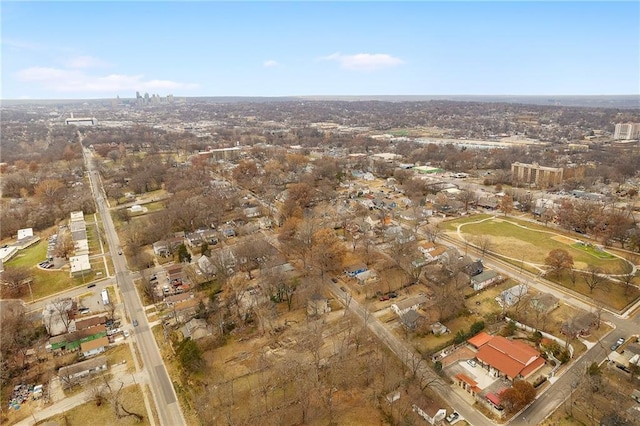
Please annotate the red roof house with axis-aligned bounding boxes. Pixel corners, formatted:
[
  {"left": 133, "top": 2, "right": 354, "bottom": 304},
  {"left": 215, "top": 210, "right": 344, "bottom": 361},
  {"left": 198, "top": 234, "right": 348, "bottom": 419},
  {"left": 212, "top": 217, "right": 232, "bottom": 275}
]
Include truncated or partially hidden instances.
[{"left": 472, "top": 334, "right": 545, "bottom": 381}]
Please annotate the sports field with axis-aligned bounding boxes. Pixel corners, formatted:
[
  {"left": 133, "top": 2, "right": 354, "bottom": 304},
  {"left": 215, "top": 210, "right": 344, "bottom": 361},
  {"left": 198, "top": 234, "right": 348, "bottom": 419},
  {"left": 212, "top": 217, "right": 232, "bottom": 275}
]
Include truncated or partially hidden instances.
[{"left": 447, "top": 216, "right": 630, "bottom": 274}]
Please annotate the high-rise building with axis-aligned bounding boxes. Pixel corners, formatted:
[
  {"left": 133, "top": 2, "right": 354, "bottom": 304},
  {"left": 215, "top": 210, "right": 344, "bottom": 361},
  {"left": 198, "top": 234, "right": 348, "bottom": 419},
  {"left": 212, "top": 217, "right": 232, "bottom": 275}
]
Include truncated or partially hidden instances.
[
  {"left": 511, "top": 162, "right": 564, "bottom": 188},
  {"left": 614, "top": 123, "right": 640, "bottom": 140}
]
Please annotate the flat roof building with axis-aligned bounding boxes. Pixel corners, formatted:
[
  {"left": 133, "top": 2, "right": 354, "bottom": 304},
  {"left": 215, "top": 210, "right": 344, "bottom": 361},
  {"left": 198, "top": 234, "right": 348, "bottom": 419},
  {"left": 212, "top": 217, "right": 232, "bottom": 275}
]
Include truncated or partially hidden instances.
[{"left": 511, "top": 162, "right": 563, "bottom": 188}]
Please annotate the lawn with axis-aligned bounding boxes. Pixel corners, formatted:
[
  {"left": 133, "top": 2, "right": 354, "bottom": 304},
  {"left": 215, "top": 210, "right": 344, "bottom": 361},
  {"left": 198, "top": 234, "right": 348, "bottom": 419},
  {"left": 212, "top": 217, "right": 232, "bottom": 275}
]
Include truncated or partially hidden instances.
[
  {"left": 5, "top": 240, "right": 48, "bottom": 268},
  {"left": 442, "top": 214, "right": 492, "bottom": 231},
  {"left": 455, "top": 217, "right": 629, "bottom": 274},
  {"left": 41, "top": 384, "right": 151, "bottom": 426},
  {"left": 571, "top": 242, "right": 615, "bottom": 259}
]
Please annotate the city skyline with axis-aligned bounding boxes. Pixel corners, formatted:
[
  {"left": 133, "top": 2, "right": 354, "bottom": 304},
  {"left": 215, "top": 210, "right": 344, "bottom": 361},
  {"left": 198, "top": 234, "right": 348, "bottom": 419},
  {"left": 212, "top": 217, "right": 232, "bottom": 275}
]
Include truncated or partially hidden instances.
[{"left": 2, "top": 1, "right": 639, "bottom": 100}]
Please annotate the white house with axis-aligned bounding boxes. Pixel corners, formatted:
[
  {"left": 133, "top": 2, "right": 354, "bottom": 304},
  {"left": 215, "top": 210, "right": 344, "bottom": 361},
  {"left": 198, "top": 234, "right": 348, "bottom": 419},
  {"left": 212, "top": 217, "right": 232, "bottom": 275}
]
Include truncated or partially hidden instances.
[
  {"left": 499, "top": 284, "right": 528, "bottom": 307},
  {"left": 80, "top": 336, "right": 109, "bottom": 358},
  {"left": 355, "top": 269, "right": 378, "bottom": 285},
  {"left": 391, "top": 295, "right": 429, "bottom": 316},
  {"left": 58, "top": 355, "right": 107, "bottom": 388},
  {"left": 471, "top": 269, "right": 501, "bottom": 291},
  {"left": 412, "top": 404, "right": 446, "bottom": 425}
]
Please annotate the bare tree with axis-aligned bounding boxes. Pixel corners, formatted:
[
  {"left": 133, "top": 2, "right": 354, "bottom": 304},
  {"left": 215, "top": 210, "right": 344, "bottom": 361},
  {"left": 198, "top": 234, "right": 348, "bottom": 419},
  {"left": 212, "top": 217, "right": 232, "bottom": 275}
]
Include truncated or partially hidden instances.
[{"left": 584, "top": 266, "right": 605, "bottom": 294}]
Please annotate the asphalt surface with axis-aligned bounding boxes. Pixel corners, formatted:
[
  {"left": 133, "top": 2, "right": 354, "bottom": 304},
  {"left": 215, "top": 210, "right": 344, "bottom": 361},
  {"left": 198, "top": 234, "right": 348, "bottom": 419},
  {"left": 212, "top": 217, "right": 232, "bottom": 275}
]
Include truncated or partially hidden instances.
[{"left": 84, "top": 148, "right": 186, "bottom": 426}]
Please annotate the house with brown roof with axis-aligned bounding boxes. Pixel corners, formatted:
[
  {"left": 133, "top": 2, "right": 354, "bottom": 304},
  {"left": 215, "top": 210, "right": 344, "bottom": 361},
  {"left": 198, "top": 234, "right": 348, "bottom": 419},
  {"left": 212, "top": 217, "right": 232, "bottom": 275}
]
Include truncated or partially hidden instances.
[
  {"left": 80, "top": 336, "right": 109, "bottom": 358},
  {"left": 469, "top": 332, "right": 545, "bottom": 381},
  {"left": 73, "top": 315, "right": 106, "bottom": 331}
]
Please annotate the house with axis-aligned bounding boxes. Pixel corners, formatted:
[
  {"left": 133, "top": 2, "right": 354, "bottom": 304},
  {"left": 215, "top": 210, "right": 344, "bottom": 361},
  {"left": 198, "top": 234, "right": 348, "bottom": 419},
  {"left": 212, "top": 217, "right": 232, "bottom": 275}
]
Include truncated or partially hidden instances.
[
  {"left": 400, "top": 309, "right": 424, "bottom": 330},
  {"left": 43, "top": 299, "right": 74, "bottom": 336},
  {"left": 530, "top": 293, "right": 559, "bottom": 314},
  {"left": 58, "top": 355, "right": 107, "bottom": 388},
  {"left": 430, "top": 322, "right": 449, "bottom": 336},
  {"left": 471, "top": 269, "right": 501, "bottom": 291},
  {"left": 469, "top": 332, "right": 545, "bottom": 381},
  {"left": 307, "top": 293, "right": 330, "bottom": 317},
  {"left": 412, "top": 402, "right": 447, "bottom": 425},
  {"left": 173, "top": 298, "right": 201, "bottom": 323},
  {"left": 73, "top": 315, "right": 106, "bottom": 332},
  {"left": 424, "top": 246, "right": 446, "bottom": 262},
  {"left": 181, "top": 318, "right": 212, "bottom": 340},
  {"left": 196, "top": 255, "right": 216, "bottom": 276},
  {"left": 477, "top": 197, "right": 500, "bottom": 210},
  {"left": 345, "top": 263, "right": 367, "bottom": 278},
  {"left": 498, "top": 284, "right": 529, "bottom": 308},
  {"left": 80, "top": 336, "right": 109, "bottom": 358},
  {"left": 355, "top": 269, "right": 378, "bottom": 285},
  {"left": 185, "top": 231, "right": 204, "bottom": 248},
  {"left": 153, "top": 240, "right": 170, "bottom": 257},
  {"left": 561, "top": 312, "right": 598, "bottom": 337},
  {"left": 243, "top": 206, "right": 261, "bottom": 218},
  {"left": 486, "top": 388, "right": 507, "bottom": 410},
  {"left": 464, "top": 260, "right": 484, "bottom": 277},
  {"left": 391, "top": 295, "right": 429, "bottom": 316},
  {"left": 165, "top": 293, "right": 193, "bottom": 306}
]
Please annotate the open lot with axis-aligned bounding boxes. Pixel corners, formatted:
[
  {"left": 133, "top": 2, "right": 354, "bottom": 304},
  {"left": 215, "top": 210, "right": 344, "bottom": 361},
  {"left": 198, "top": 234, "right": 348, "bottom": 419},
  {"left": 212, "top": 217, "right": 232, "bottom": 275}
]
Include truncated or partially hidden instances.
[{"left": 42, "top": 384, "right": 151, "bottom": 426}]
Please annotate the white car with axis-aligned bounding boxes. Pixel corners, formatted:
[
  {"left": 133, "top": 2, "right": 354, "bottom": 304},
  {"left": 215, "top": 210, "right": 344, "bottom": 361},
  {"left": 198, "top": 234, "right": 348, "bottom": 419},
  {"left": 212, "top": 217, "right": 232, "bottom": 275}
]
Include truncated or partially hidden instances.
[
  {"left": 123, "top": 330, "right": 130, "bottom": 338},
  {"left": 467, "top": 359, "right": 476, "bottom": 367}
]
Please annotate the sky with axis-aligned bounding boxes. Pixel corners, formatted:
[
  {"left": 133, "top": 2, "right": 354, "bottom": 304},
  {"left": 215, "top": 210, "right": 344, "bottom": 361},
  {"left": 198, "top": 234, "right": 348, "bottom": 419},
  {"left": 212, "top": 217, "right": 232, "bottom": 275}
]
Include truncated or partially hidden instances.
[{"left": 1, "top": 1, "right": 639, "bottom": 99}]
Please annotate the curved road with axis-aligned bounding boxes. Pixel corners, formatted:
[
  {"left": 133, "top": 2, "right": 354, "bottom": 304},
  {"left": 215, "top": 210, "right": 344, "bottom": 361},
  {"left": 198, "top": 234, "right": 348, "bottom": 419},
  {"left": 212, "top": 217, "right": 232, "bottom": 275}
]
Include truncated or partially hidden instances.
[{"left": 84, "top": 147, "right": 186, "bottom": 426}]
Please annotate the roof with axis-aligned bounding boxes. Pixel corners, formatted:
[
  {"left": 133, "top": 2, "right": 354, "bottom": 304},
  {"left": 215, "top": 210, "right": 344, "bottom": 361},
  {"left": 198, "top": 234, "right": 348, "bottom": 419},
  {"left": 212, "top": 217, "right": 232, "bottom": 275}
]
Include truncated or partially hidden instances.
[
  {"left": 472, "top": 269, "right": 499, "bottom": 283},
  {"left": 486, "top": 392, "right": 502, "bottom": 406},
  {"left": 467, "top": 331, "right": 493, "bottom": 349},
  {"left": 78, "top": 324, "right": 106, "bottom": 339},
  {"left": 475, "top": 336, "right": 542, "bottom": 379},
  {"left": 345, "top": 263, "right": 367, "bottom": 273},
  {"left": 401, "top": 309, "right": 422, "bottom": 324},
  {"left": 58, "top": 355, "right": 107, "bottom": 377},
  {"left": 455, "top": 373, "right": 481, "bottom": 393},
  {"left": 75, "top": 315, "right": 106, "bottom": 330},
  {"left": 392, "top": 295, "right": 429, "bottom": 312},
  {"left": 80, "top": 336, "right": 109, "bottom": 353}
]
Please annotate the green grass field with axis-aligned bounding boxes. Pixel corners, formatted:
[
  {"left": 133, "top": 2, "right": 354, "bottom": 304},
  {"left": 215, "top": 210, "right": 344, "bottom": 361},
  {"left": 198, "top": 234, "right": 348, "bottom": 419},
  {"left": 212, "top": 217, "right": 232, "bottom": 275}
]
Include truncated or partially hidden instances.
[
  {"left": 451, "top": 217, "right": 629, "bottom": 274},
  {"left": 571, "top": 242, "right": 615, "bottom": 259}
]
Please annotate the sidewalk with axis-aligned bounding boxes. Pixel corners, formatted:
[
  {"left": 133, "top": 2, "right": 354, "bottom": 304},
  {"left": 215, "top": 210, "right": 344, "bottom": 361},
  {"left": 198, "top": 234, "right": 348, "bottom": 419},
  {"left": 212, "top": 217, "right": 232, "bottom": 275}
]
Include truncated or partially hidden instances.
[{"left": 14, "top": 369, "right": 147, "bottom": 426}]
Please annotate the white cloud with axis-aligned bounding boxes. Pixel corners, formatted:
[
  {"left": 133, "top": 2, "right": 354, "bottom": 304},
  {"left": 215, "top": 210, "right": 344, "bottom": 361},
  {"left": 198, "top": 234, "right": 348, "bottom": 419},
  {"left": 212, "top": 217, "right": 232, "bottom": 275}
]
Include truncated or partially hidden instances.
[
  {"left": 66, "top": 55, "right": 110, "bottom": 69},
  {"left": 320, "top": 52, "right": 404, "bottom": 71},
  {"left": 263, "top": 60, "right": 280, "bottom": 68},
  {"left": 15, "top": 67, "right": 199, "bottom": 93}
]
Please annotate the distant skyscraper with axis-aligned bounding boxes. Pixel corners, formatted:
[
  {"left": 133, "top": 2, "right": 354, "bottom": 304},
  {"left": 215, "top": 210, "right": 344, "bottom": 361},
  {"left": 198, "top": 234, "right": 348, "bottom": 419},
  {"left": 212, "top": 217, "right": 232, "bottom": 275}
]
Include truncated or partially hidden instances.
[{"left": 613, "top": 123, "right": 640, "bottom": 140}]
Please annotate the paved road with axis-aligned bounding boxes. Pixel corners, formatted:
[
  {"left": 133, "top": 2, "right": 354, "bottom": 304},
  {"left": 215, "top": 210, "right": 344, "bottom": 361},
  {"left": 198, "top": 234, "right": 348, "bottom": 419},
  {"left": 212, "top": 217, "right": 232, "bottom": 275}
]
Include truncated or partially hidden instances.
[
  {"left": 326, "top": 280, "right": 492, "bottom": 426},
  {"left": 83, "top": 148, "right": 186, "bottom": 426},
  {"left": 437, "top": 232, "right": 640, "bottom": 425}
]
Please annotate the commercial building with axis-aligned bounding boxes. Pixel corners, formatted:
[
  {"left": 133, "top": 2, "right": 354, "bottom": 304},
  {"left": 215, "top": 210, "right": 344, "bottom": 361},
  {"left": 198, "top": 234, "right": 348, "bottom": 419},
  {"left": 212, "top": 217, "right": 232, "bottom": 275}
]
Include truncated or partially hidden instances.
[
  {"left": 511, "top": 162, "right": 563, "bottom": 188},
  {"left": 614, "top": 123, "right": 640, "bottom": 140}
]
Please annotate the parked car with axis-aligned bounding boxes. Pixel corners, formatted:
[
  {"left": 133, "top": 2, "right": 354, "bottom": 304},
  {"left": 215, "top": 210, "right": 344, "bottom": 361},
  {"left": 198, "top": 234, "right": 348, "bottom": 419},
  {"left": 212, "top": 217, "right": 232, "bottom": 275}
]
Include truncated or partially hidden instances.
[
  {"left": 87, "top": 284, "right": 96, "bottom": 288},
  {"left": 446, "top": 411, "right": 459, "bottom": 423},
  {"left": 123, "top": 330, "right": 130, "bottom": 338},
  {"left": 467, "top": 359, "right": 477, "bottom": 367},
  {"left": 133, "top": 319, "right": 139, "bottom": 327},
  {"left": 388, "top": 292, "right": 398, "bottom": 298},
  {"left": 379, "top": 295, "right": 390, "bottom": 301},
  {"left": 611, "top": 343, "right": 621, "bottom": 351},
  {"left": 331, "top": 278, "right": 338, "bottom": 283},
  {"left": 340, "top": 286, "right": 347, "bottom": 292},
  {"left": 617, "top": 337, "right": 625, "bottom": 345}
]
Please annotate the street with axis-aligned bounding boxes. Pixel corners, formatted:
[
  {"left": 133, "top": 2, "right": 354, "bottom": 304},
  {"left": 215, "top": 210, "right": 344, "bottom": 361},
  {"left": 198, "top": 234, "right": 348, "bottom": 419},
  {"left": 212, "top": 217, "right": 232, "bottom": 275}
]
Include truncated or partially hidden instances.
[{"left": 83, "top": 147, "right": 186, "bottom": 426}]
